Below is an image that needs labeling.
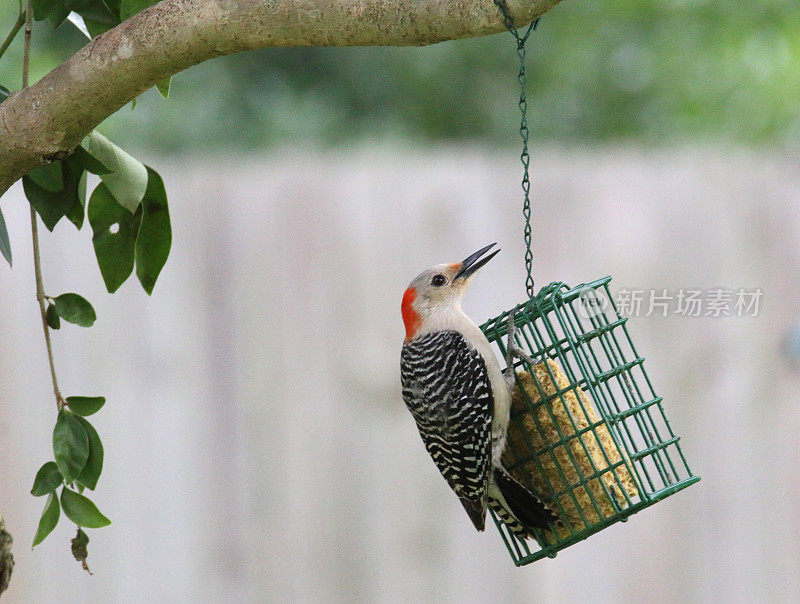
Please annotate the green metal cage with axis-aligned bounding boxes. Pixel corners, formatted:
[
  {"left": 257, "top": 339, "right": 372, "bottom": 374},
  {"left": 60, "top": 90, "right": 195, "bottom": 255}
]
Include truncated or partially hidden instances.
[{"left": 480, "top": 276, "right": 700, "bottom": 566}]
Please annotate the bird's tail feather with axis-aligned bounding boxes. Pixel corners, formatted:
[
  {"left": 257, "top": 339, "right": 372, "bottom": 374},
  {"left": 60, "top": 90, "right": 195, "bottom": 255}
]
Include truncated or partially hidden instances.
[
  {"left": 490, "top": 466, "right": 558, "bottom": 537},
  {"left": 458, "top": 495, "right": 487, "bottom": 531}
]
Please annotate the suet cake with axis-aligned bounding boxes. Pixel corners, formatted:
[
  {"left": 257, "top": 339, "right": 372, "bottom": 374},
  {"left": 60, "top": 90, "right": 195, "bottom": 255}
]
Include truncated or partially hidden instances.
[{"left": 502, "top": 359, "right": 639, "bottom": 541}]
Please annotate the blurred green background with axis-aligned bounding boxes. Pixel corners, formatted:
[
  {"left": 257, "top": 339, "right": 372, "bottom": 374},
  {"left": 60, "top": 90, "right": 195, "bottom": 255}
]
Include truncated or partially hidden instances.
[{"left": 1, "top": 0, "right": 798, "bottom": 151}]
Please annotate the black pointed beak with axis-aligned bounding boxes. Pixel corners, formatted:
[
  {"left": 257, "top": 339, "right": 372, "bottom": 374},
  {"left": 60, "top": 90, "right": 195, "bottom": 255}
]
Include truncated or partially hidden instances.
[{"left": 454, "top": 243, "right": 500, "bottom": 281}]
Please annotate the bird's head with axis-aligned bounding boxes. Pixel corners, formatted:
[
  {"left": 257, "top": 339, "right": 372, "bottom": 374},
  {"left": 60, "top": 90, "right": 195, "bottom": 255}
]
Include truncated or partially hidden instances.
[{"left": 402, "top": 243, "right": 500, "bottom": 340}]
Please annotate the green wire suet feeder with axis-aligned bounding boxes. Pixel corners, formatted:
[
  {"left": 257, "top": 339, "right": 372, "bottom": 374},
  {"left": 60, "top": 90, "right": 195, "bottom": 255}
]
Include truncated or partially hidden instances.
[
  {"left": 481, "top": 279, "right": 700, "bottom": 565},
  {"left": 479, "top": 1, "right": 699, "bottom": 564}
]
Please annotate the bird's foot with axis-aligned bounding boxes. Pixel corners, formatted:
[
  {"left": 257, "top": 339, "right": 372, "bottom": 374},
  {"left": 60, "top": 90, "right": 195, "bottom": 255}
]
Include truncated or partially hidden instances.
[
  {"left": 505, "top": 310, "right": 540, "bottom": 387},
  {"left": 504, "top": 311, "right": 523, "bottom": 388}
]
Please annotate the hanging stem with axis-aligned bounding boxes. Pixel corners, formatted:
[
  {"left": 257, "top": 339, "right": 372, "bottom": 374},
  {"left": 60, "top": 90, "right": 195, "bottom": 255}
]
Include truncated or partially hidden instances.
[
  {"left": 30, "top": 211, "right": 64, "bottom": 410},
  {"left": 22, "top": 1, "right": 64, "bottom": 411},
  {"left": 0, "top": 12, "right": 25, "bottom": 62}
]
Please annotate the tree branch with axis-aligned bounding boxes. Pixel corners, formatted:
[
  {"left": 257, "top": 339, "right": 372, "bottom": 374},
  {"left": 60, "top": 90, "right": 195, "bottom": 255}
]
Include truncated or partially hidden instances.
[{"left": 0, "top": 0, "right": 561, "bottom": 195}]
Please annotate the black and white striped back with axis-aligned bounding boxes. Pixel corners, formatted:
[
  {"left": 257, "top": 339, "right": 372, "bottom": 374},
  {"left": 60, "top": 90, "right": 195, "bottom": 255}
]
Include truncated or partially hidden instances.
[{"left": 400, "top": 330, "right": 494, "bottom": 529}]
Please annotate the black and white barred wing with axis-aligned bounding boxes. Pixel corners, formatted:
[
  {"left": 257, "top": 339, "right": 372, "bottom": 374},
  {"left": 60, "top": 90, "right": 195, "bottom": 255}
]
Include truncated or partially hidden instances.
[{"left": 400, "top": 331, "right": 494, "bottom": 531}]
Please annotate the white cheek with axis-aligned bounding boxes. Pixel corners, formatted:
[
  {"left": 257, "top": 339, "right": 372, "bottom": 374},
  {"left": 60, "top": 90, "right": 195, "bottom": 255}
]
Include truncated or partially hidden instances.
[{"left": 418, "top": 288, "right": 462, "bottom": 318}]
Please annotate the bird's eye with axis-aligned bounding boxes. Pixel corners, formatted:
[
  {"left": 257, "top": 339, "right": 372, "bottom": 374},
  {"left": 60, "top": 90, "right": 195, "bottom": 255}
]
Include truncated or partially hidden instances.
[{"left": 431, "top": 274, "right": 447, "bottom": 287}]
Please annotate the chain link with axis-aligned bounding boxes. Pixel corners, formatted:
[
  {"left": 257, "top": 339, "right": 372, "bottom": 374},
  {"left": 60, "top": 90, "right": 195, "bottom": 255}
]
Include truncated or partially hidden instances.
[{"left": 493, "top": 1, "right": 539, "bottom": 298}]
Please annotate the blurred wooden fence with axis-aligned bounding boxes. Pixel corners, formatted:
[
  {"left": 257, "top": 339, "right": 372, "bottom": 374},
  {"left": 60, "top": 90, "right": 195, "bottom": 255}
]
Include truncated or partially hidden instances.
[{"left": 1, "top": 148, "right": 799, "bottom": 602}]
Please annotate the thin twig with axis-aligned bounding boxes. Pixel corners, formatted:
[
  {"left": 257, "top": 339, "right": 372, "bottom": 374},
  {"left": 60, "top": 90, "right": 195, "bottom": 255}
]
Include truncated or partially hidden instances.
[
  {"left": 29, "top": 211, "right": 64, "bottom": 410},
  {"left": 22, "top": 1, "right": 64, "bottom": 411},
  {"left": 0, "top": 12, "right": 25, "bottom": 63},
  {"left": 21, "top": 3, "right": 32, "bottom": 87}
]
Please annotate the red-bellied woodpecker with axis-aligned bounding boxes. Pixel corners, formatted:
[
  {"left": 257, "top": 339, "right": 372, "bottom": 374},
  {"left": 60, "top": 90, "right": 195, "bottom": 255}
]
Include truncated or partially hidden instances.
[{"left": 400, "top": 243, "right": 557, "bottom": 538}]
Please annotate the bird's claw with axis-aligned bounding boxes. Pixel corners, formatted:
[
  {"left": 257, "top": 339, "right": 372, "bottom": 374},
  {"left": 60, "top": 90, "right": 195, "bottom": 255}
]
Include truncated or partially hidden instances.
[
  {"left": 505, "top": 310, "right": 527, "bottom": 360},
  {"left": 504, "top": 311, "right": 521, "bottom": 388},
  {"left": 504, "top": 309, "right": 540, "bottom": 387}
]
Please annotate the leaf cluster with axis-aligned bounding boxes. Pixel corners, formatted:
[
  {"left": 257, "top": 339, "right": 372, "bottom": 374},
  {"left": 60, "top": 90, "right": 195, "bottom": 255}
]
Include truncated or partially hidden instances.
[
  {"left": 31, "top": 0, "right": 159, "bottom": 37},
  {"left": 0, "top": 0, "right": 170, "bottom": 267},
  {"left": 31, "top": 400, "right": 109, "bottom": 547},
  {"left": 11, "top": 132, "right": 172, "bottom": 295},
  {"left": 0, "top": 0, "right": 173, "bottom": 573}
]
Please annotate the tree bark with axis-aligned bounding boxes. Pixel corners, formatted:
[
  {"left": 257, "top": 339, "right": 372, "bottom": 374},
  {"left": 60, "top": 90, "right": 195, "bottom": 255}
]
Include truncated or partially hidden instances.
[{"left": 0, "top": 0, "right": 561, "bottom": 196}]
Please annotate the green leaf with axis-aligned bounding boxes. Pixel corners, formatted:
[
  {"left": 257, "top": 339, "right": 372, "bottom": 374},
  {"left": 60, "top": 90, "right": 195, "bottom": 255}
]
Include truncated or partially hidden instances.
[
  {"left": 63, "top": 155, "right": 86, "bottom": 230},
  {"left": 32, "top": 0, "right": 58, "bottom": 20},
  {"left": 66, "top": 170, "right": 87, "bottom": 230},
  {"left": 32, "top": 492, "right": 60, "bottom": 547},
  {"left": 120, "top": 0, "right": 158, "bottom": 22},
  {"left": 136, "top": 168, "right": 171, "bottom": 294},
  {"left": 65, "top": 0, "right": 118, "bottom": 25},
  {"left": 75, "top": 417, "right": 103, "bottom": 490},
  {"left": 45, "top": 303, "right": 61, "bottom": 329},
  {"left": 65, "top": 396, "right": 106, "bottom": 417},
  {"left": 72, "top": 146, "right": 111, "bottom": 175},
  {"left": 48, "top": 3, "right": 71, "bottom": 27},
  {"left": 89, "top": 183, "right": 143, "bottom": 292},
  {"left": 23, "top": 175, "right": 70, "bottom": 231},
  {"left": 60, "top": 488, "right": 111, "bottom": 528},
  {"left": 23, "top": 159, "right": 85, "bottom": 232},
  {"left": 27, "top": 162, "right": 64, "bottom": 193},
  {"left": 0, "top": 206, "right": 11, "bottom": 266},
  {"left": 155, "top": 77, "right": 170, "bottom": 99},
  {"left": 31, "top": 461, "right": 64, "bottom": 496},
  {"left": 65, "top": 12, "right": 91, "bottom": 38},
  {"left": 53, "top": 293, "right": 96, "bottom": 327},
  {"left": 0, "top": 85, "right": 9, "bottom": 103},
  {"left": 53, "top": 409, "right": 89, "bottom": 482},
  {"left": 85, "top": 131, "right": 148, "bottom": 212}
]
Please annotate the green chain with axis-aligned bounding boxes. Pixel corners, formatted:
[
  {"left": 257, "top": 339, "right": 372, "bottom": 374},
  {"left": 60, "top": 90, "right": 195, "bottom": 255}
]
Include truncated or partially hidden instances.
[{"left": 493, "top": 1, "right": 540, "bottom": 298}]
